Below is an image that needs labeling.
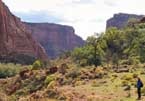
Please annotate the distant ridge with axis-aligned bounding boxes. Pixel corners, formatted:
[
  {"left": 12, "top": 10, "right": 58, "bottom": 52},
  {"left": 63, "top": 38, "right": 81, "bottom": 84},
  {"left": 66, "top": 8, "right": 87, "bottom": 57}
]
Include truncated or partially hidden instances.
[
  {"left": 106, "top": 13, "right": 144, "bottom": 29},
  {"left": 25, "top": 22, "right": 85, "bottom": 58}
]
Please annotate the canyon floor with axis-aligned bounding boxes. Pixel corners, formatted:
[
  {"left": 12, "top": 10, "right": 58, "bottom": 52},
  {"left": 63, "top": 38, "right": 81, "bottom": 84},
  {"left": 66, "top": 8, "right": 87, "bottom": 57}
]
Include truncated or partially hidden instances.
[{"left": 0, "top": 61, "right": 145, "bottom": 101}]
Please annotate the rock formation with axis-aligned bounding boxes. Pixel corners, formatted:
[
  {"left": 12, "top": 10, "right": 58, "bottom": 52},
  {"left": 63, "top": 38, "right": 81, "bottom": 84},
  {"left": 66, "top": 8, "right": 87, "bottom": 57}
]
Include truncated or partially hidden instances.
[
  {"left": 106, "top": 13, "right": 144, "bottom": 29},
  {"left": 0, "top": 0, "right": 48, "bottom": 62},
  {"left": 25, "top": 23, "right": 85, "bottom": 58}
]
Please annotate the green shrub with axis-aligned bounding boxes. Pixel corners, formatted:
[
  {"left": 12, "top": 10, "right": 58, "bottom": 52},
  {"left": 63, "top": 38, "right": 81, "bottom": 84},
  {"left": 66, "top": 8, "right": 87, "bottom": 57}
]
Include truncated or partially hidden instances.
[
  {"left": 0, "top": 54, "right": 36, "bottom": 65},
  {"left": 46, "top": 89, "right": 59, "bottom": 99},
  {"left": 128, "top": 57, "right": 140, "bottom": 65},
  {"left": 121, "top": 80, "right": 129, "bottom": 86},
  {"left": 112, "top": 74, "right": 118, "bottom": 78},
  {"left": 29, "top": 83, "right": 43, "bottom": 93},
  {"left": 66, "top": 69, "right": 80, "bottom": 79},
  {"left": 141, "top": 87, "right": 145, "bottom": 96},
  {"left": 62, "top": 78, "right": 73, "bottom": 85},
  {"left": 80, "top": 59, "right": 88, "bottom": 66},
  {"left": 111, "top": 77, "right": 116, "bottom": 82},
  {"left": 45, "top": 75, "right": 55, "bottom": 85},
  {"left": 121, "top": 74, "right": 136, "bottom": 87},
  {"left": 119, "top": 59, "right": 130, "bottom": 65},
  {"left": 15, "top": 88, "right": 29, "bottom": 96},
  {"left": 32, "top": 60, "right": 43, "bottom": 70},
  {"left": 121, "top": 74, "right": 133, "bottom": 81},
  {"left": 47, "top": 81, "right": 57, "bottom": 89},
  {"left": 0, "top": 63, "right": 23, "bottom": 78}
]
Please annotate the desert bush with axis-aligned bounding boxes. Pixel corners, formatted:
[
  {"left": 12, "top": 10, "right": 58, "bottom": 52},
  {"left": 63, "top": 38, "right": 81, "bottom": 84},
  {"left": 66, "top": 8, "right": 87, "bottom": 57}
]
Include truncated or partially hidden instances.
[
  {"left": 0, "top": 54, "right": 36, "bottom": 65},
  {"left": 94, "top": 67, "right": 107, "bottom": 78},
  {"left": 44, "top": 75, "right": 55, "bottom": 85},
  {"left": 75, "top": 80, "right": 85, "bottom": 86},
  {"left": 121, "top": 74, "right": 137, "bottom": 87},
  {"left": 121, "top": 80, "right": 129, "bottom": 87},
  {"left": 62, "top": 78, "right": 73, "bottom": 85},
  {"left": 15, "top": 88, "right": 29, "bottom": 96},
  {"left": 58, "top": 64, "right": 67, "bottom": 74},
  {"left": 91, "top": 80, "right": 100, "bottom": 87},
  {"left": 0, "top": 63, "right": 23, "bottom": 78},
  {"left": 128, "top": 57, "right": 140, "bottom": 65},
  {"left": 140, "top": 70, "right": 145, "bottom": 75},
  {"left": 58, "top": 95, "right": 67, "bottom": 101},
  {"left": 119, "top": 59, "right": 130, "bottom": 65},
  {"left": 119, "top": 57, "right": 140, "bottom": 65},
  {"left": 111, "top": 76, "right": 116, "bottom": 82},
  {"left": 29, "top": 83, "right": 43, "bottom": 93},
  {"left": 11, "top": 54, "right": 36, "bottom": 65},
  {"left": 8, "top": 95, "right": 17, "bottom": 101},
  {"left": 57, "top": 94, "right": 67, "bottom": 100},
  {"left": 23, "top": 78, "right": 44, "bottom": 93},
  {"left": 80, "top": 59, "right": 88, "bottom": 66},
  {"left": 66, "top": 68, "right": 81, "bottom": 79},
  {"left": 95, "top": 67, "right": 105, "bottom": 75},
  {"left": 121, "top": 74, "right": 133, "bottom": 81},
  {"left": 45, "top": 89, "right": 59, "bottom": 99},
  {"left": 47, "top": 81, "right": 57, "bottom": 89},
  {"left": 112, "top": 74, "right": 118, "bottom": 78},
  {"left": 132, "top": 73, "right": 138, "bottom": 78},
  {"left": 141, "top": 87, "right": 145, "bottom": 96},
  {"left": 32, "top": 60, "right": 43, "bottom": 70},
  {"left": 130, "top": 79, "right": 137, "bottom": 86}
]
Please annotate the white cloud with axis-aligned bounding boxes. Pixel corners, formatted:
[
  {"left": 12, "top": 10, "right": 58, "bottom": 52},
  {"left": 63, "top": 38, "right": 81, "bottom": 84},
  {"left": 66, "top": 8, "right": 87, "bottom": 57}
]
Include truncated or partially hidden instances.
[{"left": 2, "top": 0, "right": 145, "bottom": 39}]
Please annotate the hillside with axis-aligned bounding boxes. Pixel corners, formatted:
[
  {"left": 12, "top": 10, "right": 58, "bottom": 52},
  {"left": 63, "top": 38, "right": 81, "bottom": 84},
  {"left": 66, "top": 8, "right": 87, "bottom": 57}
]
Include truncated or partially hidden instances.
[{"left": 25, "top": 23, "right": 85, "bottom": 58}]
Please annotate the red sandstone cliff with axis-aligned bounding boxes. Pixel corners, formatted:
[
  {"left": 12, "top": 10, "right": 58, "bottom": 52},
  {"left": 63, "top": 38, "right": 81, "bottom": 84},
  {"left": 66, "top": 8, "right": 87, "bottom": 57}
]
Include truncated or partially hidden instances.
[
  {"left": 25, "top": 23, "right": 85, "bottom": 58},
  {"left": 0, "top": 0, "right": 48, "bottom": 61}
]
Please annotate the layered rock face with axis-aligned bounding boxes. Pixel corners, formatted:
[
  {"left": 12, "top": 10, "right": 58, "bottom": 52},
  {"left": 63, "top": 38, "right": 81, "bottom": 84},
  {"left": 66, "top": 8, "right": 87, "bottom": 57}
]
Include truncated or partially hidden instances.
[
  {"left": 25, "top": 23, "right": 85, "bottom": 58},
  {"left": 0, "top": 0, "right": 48, "bottom": 61},
  {"left": 106, "top": 13, "right": 144, "bottom": 29}
]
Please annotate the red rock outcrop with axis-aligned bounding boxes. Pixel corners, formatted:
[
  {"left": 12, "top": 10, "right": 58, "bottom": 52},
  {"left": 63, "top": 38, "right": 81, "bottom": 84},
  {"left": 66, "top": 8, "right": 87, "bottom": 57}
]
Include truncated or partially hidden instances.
[
  {"left": 0, "top": 0, "right": 48, "bottom": 61},
  {"left": 25, "top": 23, "right": 85, "bottom": 58}
]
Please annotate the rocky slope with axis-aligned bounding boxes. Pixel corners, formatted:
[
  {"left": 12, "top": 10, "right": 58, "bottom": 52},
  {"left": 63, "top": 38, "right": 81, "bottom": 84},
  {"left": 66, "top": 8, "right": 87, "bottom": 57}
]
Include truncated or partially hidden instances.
[
  {"left": 25, "top": 23, "right": 85, "bottom": 58},
  {"left": 106, "top": 13, "right": 144, "bottom": 29},
  {"left": 0, "top": 0, "right": 48, "bottom": 62}
]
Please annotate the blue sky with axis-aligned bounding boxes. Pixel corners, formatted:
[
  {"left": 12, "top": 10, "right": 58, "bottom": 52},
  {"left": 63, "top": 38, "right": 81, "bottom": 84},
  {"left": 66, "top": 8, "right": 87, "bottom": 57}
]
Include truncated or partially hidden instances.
[{"left": 2, "top": 0, "right": 145, "bottom": 39}]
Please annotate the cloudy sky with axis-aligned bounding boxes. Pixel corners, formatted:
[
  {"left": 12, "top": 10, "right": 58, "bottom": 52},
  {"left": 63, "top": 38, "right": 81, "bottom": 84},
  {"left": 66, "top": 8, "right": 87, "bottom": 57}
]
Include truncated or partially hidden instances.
[{"left": 2, "top": 0, "right": 145, "bottom": 39}]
